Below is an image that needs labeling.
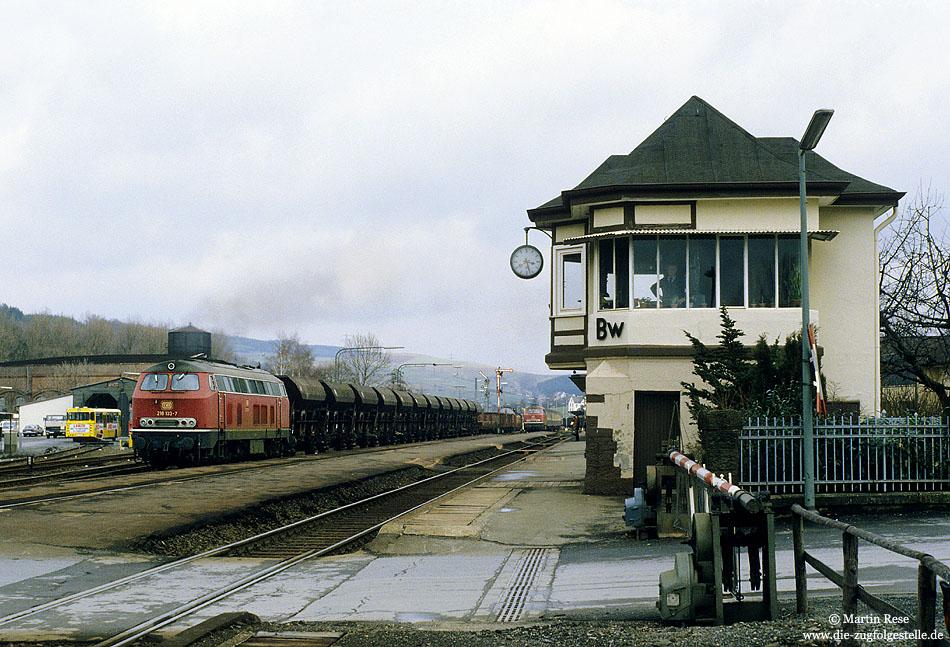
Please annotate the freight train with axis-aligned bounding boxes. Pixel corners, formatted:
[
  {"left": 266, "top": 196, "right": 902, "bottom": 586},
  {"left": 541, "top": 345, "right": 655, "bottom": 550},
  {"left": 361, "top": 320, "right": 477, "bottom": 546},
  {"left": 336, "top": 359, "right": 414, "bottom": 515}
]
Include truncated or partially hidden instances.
[{"left": 130, "top": 358, "right": 516, "bottom": 468}]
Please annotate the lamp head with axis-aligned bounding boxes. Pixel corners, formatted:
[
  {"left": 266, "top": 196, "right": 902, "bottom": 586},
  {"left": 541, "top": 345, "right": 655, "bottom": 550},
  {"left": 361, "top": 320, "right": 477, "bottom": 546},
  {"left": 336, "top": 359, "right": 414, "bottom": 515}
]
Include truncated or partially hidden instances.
[{"left": 800, "top": 109, "right": 834, "bottom": 151}]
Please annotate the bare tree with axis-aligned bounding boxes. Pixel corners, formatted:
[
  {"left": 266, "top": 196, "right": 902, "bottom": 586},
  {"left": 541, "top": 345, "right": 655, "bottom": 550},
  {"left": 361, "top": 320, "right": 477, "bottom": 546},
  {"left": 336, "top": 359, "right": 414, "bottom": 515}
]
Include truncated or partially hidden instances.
[
  {"left": 336, "top": 332, "right": 393, "bottom": 386},
  {"left": 114, "top": 319, "right": 168, "bottom": 354},
  {"left": 210, "top": 331, "right": 237, "bottom": 363},
  {"left": 879, "top": 187, "right": 950, "bottom": 412},
  {"left": 311, "top": 362, "right": 334, "bottom": 380},
  {"left": 83, "top": 315, "right": 117, "bottom": 354},
  {"left": 267, "top": 333, "right": 315, "bottom": 377}
]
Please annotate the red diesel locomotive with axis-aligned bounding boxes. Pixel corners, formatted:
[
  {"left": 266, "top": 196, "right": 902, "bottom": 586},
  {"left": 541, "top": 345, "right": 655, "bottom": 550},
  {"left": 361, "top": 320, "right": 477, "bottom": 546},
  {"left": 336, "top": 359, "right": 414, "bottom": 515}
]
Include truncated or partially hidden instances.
[{"left": 131, "top": 358, "right": 293, "bottom": 467}]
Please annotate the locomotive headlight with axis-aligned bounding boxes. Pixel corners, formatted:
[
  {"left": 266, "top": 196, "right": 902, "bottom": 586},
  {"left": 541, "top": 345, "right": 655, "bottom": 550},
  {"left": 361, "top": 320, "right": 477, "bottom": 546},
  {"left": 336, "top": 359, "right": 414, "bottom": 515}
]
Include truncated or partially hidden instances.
[{"left": 665, "top": 592, "right": 681, "bottom": 608}]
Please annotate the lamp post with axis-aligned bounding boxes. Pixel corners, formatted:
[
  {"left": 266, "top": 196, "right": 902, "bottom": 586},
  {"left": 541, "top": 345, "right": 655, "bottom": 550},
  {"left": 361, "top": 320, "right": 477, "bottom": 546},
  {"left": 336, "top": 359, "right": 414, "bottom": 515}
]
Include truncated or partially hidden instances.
[
  {"left": 333, "top": 346, "right": 403, "bottom": 382},
  {"left": 799, "top": 108, "right": 833, "bottom": 510}
]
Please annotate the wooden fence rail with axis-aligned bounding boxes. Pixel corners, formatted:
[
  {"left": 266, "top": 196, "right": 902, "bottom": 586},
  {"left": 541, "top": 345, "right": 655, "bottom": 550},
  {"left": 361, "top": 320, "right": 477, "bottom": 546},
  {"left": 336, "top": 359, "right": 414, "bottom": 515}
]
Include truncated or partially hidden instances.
[{"left": 792, "top": 504, "right": 950, "bottom": 647}]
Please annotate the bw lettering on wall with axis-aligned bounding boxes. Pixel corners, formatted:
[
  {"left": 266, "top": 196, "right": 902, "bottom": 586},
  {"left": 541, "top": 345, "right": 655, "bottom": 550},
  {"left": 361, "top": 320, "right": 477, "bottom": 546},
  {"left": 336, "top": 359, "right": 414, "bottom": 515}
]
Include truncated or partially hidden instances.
[{"left": 595, "top": 318, "right": 624, "bottom": 341}]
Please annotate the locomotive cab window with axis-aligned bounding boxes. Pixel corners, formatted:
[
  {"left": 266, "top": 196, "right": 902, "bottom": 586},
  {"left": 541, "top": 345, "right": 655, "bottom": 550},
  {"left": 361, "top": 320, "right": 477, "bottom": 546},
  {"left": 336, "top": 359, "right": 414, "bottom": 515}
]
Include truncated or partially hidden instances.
[
  {"left": 171, "top": 374, "right": 200, "bottom": 391},
  {"left": 141, "top": 374, "right": 169, "bottom": 391}
]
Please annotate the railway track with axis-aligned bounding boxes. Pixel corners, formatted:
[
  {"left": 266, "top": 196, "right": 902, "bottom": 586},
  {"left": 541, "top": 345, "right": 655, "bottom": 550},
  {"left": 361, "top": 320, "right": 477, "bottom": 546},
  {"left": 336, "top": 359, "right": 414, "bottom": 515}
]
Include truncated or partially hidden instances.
[
  {"left": 0, "top": 433, "right": 564, "bottom": 646},
  {"left": 0, "top": 445, "right": 143, "bottom": 487}
]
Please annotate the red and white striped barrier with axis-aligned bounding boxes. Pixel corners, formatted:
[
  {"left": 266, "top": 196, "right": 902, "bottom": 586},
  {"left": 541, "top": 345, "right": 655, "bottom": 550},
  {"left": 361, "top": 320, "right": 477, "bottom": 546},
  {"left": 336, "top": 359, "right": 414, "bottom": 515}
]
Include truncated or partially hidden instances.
[{"left": 669, "top": 450, "right": 761, "bottom": 514}]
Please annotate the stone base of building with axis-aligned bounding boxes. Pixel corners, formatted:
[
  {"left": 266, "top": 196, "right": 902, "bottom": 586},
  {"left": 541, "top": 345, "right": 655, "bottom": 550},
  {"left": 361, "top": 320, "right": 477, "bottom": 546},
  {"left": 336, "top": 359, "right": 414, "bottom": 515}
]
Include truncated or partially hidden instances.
[{"left": 583, "top": 419, "right": 629, "bottom": 496}]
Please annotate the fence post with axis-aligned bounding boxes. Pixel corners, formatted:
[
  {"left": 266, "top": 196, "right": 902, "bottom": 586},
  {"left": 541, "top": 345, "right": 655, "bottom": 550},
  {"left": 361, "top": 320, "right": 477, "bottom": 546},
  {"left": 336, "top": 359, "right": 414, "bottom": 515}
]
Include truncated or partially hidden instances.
[
  {"left": 842, "top": 532, "right": 859, "bottom": 647},
  {"left": 793, "top": 512, "right": 808, "bottom": 613},
  {"left": 917, "top": 564, "right": 936, "bottom": 647}
]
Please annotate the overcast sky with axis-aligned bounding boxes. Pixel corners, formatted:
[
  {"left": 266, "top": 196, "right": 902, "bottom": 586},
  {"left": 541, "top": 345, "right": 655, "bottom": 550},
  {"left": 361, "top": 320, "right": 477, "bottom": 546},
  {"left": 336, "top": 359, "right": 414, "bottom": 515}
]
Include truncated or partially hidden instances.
[{"left": 1, "top": 1, "right": 947, "bottom": 373}]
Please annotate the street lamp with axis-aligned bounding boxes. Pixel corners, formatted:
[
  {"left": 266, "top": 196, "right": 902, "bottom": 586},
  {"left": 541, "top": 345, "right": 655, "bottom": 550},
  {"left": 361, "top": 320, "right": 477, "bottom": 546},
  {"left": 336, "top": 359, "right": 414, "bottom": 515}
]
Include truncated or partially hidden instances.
[
  {"left": 799, "top": 108, "right": 833, "bottom": 510},
  {"left": 333, "top": 345, "right": 404, "bottom": 381}
]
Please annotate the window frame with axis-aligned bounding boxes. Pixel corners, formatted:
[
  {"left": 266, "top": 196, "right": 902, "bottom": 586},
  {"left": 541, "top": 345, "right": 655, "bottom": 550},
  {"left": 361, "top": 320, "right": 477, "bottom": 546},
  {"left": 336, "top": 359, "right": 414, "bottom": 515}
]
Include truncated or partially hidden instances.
[{"left": 554, "top": 245, "right": 586, "bottom": 316}]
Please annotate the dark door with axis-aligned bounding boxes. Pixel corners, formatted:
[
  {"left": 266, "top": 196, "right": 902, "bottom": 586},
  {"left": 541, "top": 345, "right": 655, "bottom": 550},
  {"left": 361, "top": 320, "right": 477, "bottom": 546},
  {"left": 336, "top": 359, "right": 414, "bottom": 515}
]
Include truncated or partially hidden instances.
[{"left": 633, "top": 391, "right": 680, "bottom": 485}]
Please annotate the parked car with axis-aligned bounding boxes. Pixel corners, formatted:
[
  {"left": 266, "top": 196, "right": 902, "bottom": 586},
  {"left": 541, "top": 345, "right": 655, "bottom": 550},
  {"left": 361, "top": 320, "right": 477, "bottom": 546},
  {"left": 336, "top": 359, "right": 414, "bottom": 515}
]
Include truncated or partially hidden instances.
[
  {"left": 21, "top": 424, "right": 43, "bottom": 437},
  {"left": 44, "top": 414, "right": 66, "bottom": 437}
]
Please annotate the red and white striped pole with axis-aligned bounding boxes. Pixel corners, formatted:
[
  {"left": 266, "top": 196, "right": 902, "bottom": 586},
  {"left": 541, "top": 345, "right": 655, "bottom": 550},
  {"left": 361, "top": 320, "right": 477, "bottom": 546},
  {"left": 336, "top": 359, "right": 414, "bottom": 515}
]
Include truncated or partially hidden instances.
[{"left": 669, "top": 450, "right": 761, "bottom": 514}]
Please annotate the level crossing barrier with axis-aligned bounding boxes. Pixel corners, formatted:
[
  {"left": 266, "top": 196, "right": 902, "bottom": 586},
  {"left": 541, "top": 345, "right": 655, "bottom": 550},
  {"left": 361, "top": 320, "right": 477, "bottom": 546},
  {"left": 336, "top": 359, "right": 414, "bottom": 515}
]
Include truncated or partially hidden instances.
[{"left": 657, "top": 450, "right": 777, "bottom": 624}]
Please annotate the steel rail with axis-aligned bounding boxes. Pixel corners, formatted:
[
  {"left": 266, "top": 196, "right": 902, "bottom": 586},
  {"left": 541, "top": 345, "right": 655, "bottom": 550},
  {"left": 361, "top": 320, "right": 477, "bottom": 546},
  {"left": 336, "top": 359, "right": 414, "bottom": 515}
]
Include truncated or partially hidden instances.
[
  {"left": 0, "top": 445, "right": 97, "bottom": 470},
  {"left": 0, "top": 457, "right": 145, "bottom": 488},
  {"left": 0, "top": 435, "right": 560, "bottom": 632}
]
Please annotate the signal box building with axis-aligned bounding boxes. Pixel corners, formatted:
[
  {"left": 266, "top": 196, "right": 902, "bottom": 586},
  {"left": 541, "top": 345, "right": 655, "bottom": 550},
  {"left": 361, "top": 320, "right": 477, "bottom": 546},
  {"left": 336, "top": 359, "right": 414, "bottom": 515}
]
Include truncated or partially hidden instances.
[{"left": 527, "top": 97, "right": 903, "bottom": 495}]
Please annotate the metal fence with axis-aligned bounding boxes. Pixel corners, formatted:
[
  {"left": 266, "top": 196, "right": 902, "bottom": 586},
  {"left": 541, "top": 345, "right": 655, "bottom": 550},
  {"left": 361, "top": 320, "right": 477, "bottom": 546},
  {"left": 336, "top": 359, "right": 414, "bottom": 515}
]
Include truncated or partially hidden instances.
[{"left": 740, "top": 415, "right": 950, "bottom": 495}]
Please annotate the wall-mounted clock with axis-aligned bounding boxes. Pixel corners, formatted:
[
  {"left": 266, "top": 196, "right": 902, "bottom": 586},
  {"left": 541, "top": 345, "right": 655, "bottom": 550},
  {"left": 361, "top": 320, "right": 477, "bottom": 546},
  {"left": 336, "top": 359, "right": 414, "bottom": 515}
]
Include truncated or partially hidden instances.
[{"left": 510, "top": 244, "right": 543, "bottom": 279}]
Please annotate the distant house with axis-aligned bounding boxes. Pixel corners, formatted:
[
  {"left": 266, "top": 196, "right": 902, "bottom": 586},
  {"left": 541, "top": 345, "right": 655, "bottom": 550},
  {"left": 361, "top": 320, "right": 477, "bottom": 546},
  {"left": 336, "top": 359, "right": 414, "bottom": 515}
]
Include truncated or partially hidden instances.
[{"left": 526, "top": 96, "right": 903, "bottom": 495}]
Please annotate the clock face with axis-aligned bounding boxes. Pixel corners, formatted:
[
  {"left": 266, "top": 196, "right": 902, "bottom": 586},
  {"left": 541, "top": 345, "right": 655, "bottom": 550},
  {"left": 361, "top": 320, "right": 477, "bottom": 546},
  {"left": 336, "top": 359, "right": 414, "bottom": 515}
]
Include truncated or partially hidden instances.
[{"left": 510, "top": 244, "right": 543, "bottom": 279}]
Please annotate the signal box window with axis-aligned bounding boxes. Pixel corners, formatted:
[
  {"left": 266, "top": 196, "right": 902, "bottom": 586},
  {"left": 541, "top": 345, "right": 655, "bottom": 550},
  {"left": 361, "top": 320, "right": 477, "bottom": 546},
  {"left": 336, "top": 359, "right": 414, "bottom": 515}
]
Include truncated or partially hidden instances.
[
  {"left": 141, "top": 374, "right": 168, "bottom": 391},
  {"left": 688, "top": 235, "right": 716, "bottom": 308},
  {"left": 598, "top": 238, "right": 629, "bottom": 310},
  {"left": 632, "top": 237, "right": 658, "bottom": 308},
  {"left": 657, "top": 237, "right": 686, "bottom": 308},
  {"left": 749, "top": 235, "right": 776, "bottom": 307},
  {"left": 556, "top": 246, "right": 585, "bottom": 314},
  {"left": 778, "top": 235, "right": 802, "bottom": 307},
  {"left": 719, "top": 236, "right": 745, "bottom": 307}
]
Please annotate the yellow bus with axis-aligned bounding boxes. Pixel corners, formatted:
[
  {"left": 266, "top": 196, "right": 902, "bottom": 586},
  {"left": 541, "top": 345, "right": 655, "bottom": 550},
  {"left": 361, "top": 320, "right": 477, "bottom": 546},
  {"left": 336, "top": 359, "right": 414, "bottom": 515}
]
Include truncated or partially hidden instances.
[{"left": 65, "top": 408, "right": 122, "bottom": 442}]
